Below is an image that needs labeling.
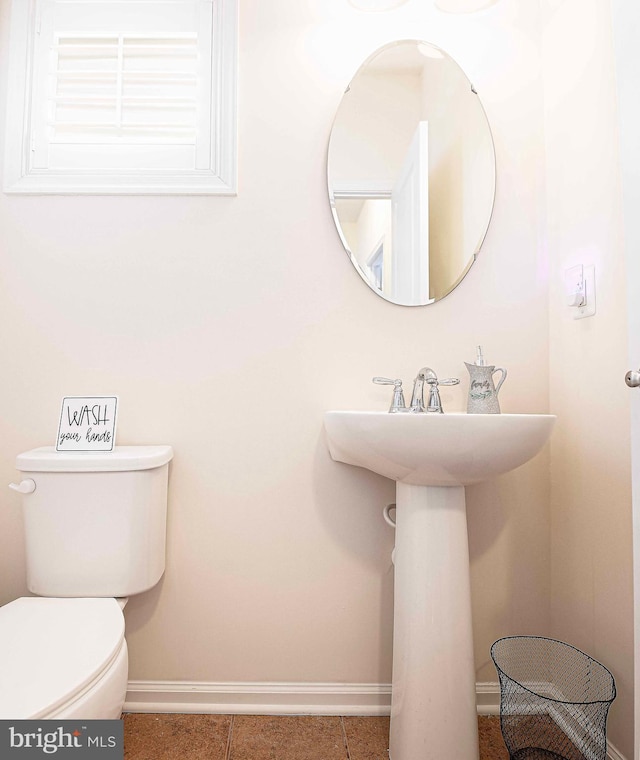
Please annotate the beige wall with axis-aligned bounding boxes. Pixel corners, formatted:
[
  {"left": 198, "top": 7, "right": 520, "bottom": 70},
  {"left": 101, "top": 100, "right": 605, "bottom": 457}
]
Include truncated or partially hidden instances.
[
  {"left": 542, "top": 0, "right": 634, "bottom": 755},
  {"left": 0, "top": 0, "right": 553, "bottom": 711}
]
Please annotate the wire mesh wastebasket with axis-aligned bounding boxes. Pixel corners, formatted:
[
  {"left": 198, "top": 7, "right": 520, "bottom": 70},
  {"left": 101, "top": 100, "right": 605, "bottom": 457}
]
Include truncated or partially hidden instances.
[{"left": 491, "top": 637, "right": 616, "bottom": 760}]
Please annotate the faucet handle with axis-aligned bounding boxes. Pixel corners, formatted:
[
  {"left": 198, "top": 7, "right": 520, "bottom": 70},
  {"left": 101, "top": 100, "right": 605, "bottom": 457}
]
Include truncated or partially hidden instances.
[
  {"left": 373, "top": 377, "right": 407, "bottom": 413},
  {"left": 424, "top": 377, "right": 460, "bottom": 413}
]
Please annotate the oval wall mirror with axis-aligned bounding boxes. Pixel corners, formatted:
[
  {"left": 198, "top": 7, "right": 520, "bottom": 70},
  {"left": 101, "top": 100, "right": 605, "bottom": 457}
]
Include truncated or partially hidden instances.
[{"left": 327, "top": 40, "right": 496, "bottom": 306}]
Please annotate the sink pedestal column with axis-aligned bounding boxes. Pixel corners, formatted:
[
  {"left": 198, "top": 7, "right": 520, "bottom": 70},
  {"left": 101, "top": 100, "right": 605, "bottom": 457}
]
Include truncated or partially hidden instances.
[{"left": 389, "top": 483, "right": 479, "bottom": 760}]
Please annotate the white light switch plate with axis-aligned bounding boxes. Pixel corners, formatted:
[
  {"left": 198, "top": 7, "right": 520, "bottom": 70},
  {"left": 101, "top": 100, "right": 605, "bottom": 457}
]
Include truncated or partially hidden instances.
[{"left": 574, "top": 264, "right": 596, "bottom": 319}]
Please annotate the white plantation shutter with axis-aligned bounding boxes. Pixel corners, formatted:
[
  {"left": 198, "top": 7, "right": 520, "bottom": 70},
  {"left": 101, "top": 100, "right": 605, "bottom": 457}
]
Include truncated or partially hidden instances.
[{"left": 5, "top": 0, "right": 237, "bottom": 194}]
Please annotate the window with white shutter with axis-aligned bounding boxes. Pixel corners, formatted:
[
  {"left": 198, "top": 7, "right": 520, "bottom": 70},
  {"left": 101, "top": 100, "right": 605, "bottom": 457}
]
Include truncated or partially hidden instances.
[{"left": 5, "top": 0, "right": 237, "bottom": 194}]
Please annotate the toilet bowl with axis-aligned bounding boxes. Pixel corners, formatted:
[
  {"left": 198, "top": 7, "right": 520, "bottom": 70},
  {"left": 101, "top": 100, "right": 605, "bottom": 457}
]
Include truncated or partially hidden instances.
[
  {"left": 0, "top": 598, "right": 128, "bottom": 719},
  {"left": 1, "top": 445, "right": 173, "bottom": 720}
]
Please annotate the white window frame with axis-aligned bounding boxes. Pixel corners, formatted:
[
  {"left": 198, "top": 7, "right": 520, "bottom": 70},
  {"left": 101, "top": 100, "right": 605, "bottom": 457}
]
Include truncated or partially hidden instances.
[{"left": 4, "top": 0, "right": 237, "bottom": 195}]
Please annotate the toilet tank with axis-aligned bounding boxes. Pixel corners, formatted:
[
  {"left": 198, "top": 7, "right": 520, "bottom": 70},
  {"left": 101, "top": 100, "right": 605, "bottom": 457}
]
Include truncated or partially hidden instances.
[{"left": 14, "top": 446, "right": 173, "bottom": 598}]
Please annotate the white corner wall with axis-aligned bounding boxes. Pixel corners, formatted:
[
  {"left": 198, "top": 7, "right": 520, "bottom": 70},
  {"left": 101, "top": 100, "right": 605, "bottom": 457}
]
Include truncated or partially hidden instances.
[{"left": 542, "top": 0, "right": 634, "bottom": 756}]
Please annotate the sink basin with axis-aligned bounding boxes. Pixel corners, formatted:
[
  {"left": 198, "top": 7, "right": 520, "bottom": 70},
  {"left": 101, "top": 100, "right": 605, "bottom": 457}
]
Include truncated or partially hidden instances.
[{"left": 324, "top": 411, "right": 556, "bottom": 487}]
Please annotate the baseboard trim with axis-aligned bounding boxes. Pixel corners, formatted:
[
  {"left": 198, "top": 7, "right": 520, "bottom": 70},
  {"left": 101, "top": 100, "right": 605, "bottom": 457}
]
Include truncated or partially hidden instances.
[
  {"left": 476, "top": 681, "right": 500, "bottom": 715},
  {"left": 124, "top": 681, "right": 393, "bottom": 716},
  {"left": 606, "top": 741, "right": 627, "bottom": 760},
  {"left": 125, "top": 680, "right": 501, "bottom": 717},
  {"left": 123, "top": 680, "right": 626, "bottom": 760}
]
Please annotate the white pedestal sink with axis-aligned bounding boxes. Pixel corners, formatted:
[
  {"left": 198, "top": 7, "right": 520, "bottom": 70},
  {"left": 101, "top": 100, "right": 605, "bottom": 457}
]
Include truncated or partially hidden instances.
[{"left": 324, "top": 411, "right": 556, "bottom": 760}]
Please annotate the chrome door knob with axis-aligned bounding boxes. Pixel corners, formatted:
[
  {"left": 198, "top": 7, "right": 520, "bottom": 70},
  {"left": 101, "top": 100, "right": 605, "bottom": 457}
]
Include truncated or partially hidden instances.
[{"left": 625, "top": 370, "right": 640, "bottom": 387}]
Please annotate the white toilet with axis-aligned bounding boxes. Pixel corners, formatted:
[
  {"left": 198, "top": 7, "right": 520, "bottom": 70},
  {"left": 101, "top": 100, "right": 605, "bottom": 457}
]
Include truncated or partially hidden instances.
[{"left": 0, "top": 445, "right": 173, "bottom": 719}]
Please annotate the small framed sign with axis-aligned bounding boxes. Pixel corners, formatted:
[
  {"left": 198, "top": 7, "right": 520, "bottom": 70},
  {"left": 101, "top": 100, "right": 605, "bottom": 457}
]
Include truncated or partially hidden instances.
[{"left": 56, "top": 396, "right": 118, "bottom": 452}]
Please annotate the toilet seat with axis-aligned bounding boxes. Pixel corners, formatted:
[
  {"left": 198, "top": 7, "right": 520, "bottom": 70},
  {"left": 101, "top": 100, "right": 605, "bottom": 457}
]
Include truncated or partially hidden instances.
[{"left": 0, "top": 597, "right": 125, "bottom": 719}]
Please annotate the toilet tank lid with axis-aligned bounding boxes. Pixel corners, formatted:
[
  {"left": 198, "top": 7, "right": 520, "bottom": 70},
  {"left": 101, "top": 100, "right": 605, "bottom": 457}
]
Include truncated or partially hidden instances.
[{"left": 16, "top": 445, "right": 173, "bottom": 472}]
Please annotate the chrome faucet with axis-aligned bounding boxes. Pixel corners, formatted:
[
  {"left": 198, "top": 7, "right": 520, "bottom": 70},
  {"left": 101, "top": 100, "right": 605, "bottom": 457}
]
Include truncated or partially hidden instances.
[
  {"left": 410, "top": 367, "right": 460, "bottom": 414},
  {"left": 409, "top": 367, "right": 437, "bottom": 412},
  {"left": 373, "top": 369, "right": 460, "bottom": 414}
]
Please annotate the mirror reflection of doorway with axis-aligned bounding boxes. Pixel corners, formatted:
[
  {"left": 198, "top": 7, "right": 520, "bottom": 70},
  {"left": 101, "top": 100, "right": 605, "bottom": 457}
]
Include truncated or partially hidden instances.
[
  {"left": 366, "top": 239, "right": 385, "bottom": 291},
  {"left": 390, "top": 121, "right": 429, "bottom": 305}
]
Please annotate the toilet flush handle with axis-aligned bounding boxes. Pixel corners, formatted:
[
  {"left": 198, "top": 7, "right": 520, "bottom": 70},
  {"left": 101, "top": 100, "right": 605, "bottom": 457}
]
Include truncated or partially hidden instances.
[{"left": 8, "top": 479, "right": 36, "bottom": 494}]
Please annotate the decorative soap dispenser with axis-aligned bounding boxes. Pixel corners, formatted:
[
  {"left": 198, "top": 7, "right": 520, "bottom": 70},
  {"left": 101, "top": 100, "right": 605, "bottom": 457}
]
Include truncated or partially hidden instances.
[{"left": 465, "top": 346, "right": 507, "bottom": 414}]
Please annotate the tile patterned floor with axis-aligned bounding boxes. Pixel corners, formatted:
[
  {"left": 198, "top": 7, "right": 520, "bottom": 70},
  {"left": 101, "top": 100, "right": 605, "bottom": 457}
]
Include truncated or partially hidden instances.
[{"left": 123, "top": 713, "right": 509, "bottom": 759}]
